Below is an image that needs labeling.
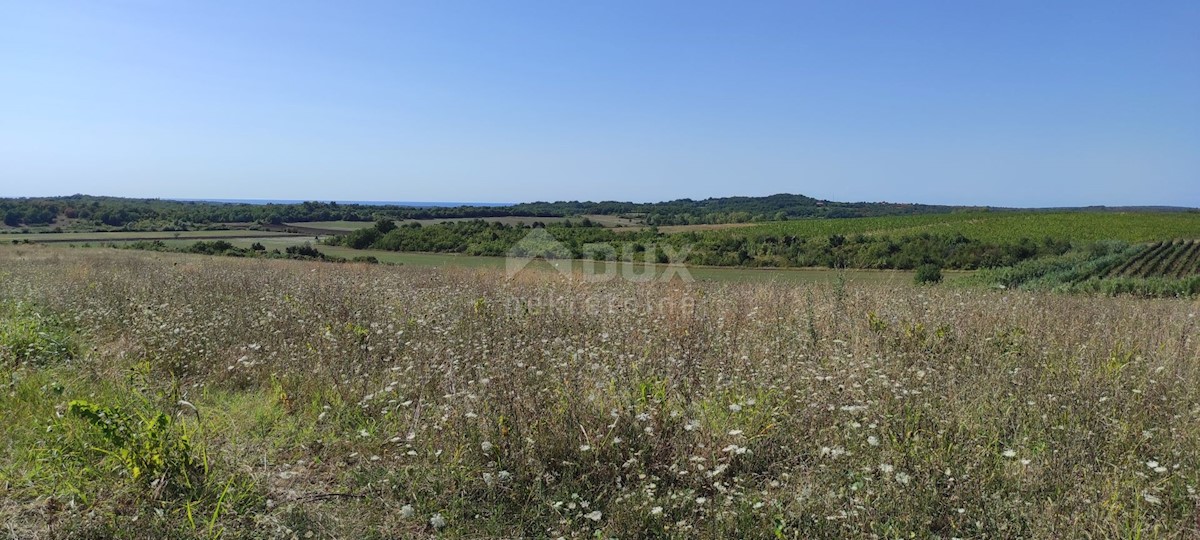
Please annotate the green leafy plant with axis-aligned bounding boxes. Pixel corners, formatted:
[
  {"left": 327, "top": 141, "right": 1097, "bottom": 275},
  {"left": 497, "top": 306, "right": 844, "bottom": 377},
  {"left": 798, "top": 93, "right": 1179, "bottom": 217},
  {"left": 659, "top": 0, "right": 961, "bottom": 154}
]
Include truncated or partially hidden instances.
[{"left": 68, "top": 399, "right": 202, "bottom": 494}]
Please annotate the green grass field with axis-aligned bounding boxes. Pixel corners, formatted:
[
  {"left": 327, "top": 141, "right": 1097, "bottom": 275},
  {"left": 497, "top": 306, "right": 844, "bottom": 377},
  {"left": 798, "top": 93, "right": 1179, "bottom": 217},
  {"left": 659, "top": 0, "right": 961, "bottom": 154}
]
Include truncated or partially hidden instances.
[
  {"left": 316, "top": 247, "right": 924, "bottom": 286},
  {"left": 280, "top": 220, "right": 373, "bottom": 231},
  {"left": 734, "top": 211, "right": 1200, "bottom": 243},
  {"left": 293, "top": 216, "right": 573, "bottom": 232},
  {"left": 72, "top": 238, "right": 926, "bottom": 285}
]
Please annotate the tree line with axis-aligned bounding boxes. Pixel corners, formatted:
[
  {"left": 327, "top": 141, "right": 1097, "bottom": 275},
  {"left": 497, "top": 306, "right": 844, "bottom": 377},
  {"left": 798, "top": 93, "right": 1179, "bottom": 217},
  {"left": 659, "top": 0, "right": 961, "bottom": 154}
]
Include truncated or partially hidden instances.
[
  {"left": 325, "top": 218, "right": 1075, "bottom": 271},
  {"left": 1, "top": 193, "right": 967, "bottom": 229}
]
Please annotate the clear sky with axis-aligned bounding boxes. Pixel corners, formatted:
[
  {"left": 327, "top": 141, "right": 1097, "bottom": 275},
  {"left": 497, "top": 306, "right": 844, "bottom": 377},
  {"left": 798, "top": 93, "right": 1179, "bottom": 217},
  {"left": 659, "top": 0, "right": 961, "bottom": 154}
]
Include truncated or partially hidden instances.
[{"left": 2, "top": 1, "right": 1198, "bottom": 207}]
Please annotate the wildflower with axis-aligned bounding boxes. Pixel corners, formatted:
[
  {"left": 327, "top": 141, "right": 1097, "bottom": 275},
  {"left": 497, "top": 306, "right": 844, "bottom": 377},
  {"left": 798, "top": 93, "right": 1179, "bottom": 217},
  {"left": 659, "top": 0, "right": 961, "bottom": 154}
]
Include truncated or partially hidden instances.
[
  {"left": 481, "top": 441, "right": 493, "bottom": 452},
  {"left": 1142, "top": 492, "right": 1161, "bottom": 505},
  {"left": 867, "top": 435, "right": 879, "bottom": 446},
  {"left": 579, "top": 444, "right": 592, "bottom": 452},
  {"left": 879, "top": 463, "right": 894, "bottom": 474},
  {"left": 1020, "top": 459, "right": 1031, "bottom": 466},
  {"left": 1002, "top": 449, "right": 1017, "bottom": 458},
  {"left": 728, "top": 403, "right": 742, "bottom": 412},
  {"left": 695, "top": 497, "right": 708, "bottom": 504},
  {"left": 895, "top": 472, "right": 911, "bottom": 485},
  {"left": 650, "top": 506, "right": 663, "bottom": 516},
  {"left": 584, "top": 510, "right": 602, "bottom": 522},
  {"left": 820, "top": 446, "right": 846, "bottom": 458},
  {"left": 429, "top": 513, "right": 447, "bottom": 529},
  {"left": 400, "top": 504, "right": 415, "bottom": 519}
]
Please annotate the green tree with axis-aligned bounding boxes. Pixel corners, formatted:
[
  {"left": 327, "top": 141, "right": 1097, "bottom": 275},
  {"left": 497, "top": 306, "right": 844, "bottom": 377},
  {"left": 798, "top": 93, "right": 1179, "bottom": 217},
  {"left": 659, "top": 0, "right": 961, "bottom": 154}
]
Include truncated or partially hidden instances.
[{"left": 374, "top": 218, "right": 397, "bottom": 234}]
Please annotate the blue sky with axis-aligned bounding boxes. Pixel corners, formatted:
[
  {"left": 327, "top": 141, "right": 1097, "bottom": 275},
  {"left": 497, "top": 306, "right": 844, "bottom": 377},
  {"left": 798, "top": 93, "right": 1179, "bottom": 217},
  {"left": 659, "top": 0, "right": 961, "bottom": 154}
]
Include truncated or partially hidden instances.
[{"left": 2, "top": 1, "right": 1198, "bottom": 207}]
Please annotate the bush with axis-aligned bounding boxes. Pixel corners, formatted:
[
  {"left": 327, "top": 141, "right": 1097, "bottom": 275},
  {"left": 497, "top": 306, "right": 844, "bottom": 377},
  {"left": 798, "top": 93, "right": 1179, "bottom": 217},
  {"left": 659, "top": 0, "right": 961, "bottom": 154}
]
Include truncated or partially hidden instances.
[
  {"left": 68, "top": 399, "right": 202, "bottom": 492},
  {"left": 914, "top": 263, "right": 943, "bottom": 285}
]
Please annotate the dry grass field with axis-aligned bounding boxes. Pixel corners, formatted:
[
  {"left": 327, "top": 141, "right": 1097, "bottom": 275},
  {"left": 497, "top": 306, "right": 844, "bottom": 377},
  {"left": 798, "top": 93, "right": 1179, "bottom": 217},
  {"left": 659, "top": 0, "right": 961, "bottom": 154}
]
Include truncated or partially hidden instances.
[{"left": 1, "top": 245, "right": 1198, "bottom": 538}]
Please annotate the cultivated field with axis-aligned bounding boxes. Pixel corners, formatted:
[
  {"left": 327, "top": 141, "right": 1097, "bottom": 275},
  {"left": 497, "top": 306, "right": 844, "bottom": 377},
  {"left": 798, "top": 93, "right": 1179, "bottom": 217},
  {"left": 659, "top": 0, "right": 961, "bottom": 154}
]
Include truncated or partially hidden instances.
[
  {"left": 737, "top": 211, "right": 1200, "bottom": 244},
  {"left": 1108, "top": 240, "right": 1200, "bottom": 279},
  {"left": 1, "top": 246, "right": 1198, "bottom": 538}
]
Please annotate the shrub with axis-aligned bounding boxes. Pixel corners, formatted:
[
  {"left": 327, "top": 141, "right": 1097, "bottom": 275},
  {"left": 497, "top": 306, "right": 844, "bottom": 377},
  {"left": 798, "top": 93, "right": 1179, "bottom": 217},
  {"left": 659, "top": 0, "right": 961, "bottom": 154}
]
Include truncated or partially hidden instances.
[
  {"left": 68, "top": 399, "right": 203, "bottom": 493},
  {"left": 914, "top": 263, "right": 943, "bottom": 284}
]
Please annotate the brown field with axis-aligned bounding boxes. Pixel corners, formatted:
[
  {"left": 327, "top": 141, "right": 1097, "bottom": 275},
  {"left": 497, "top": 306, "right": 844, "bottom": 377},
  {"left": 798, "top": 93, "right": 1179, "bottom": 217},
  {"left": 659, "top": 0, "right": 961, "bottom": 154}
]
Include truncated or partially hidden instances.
[
  {"left": 1, "top": 245, "right": 1198, "bottom": 538},
  {"left": 1, "top": 229, "right": 302, "bottom": 243}
]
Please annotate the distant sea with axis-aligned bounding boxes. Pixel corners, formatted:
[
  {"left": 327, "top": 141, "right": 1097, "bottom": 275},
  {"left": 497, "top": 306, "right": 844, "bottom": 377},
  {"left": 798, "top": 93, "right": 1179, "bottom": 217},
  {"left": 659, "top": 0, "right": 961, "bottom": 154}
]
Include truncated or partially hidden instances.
[{"left": 172, "top": 198, "right": 511, "bottom": 208}]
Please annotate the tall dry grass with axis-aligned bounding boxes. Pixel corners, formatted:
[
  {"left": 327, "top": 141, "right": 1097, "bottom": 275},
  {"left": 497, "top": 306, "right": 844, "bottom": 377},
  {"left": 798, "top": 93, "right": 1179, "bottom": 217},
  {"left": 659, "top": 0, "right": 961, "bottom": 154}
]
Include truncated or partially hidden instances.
[{"left": 1, "top": 245, "right": 1198, "bottom": 538}]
